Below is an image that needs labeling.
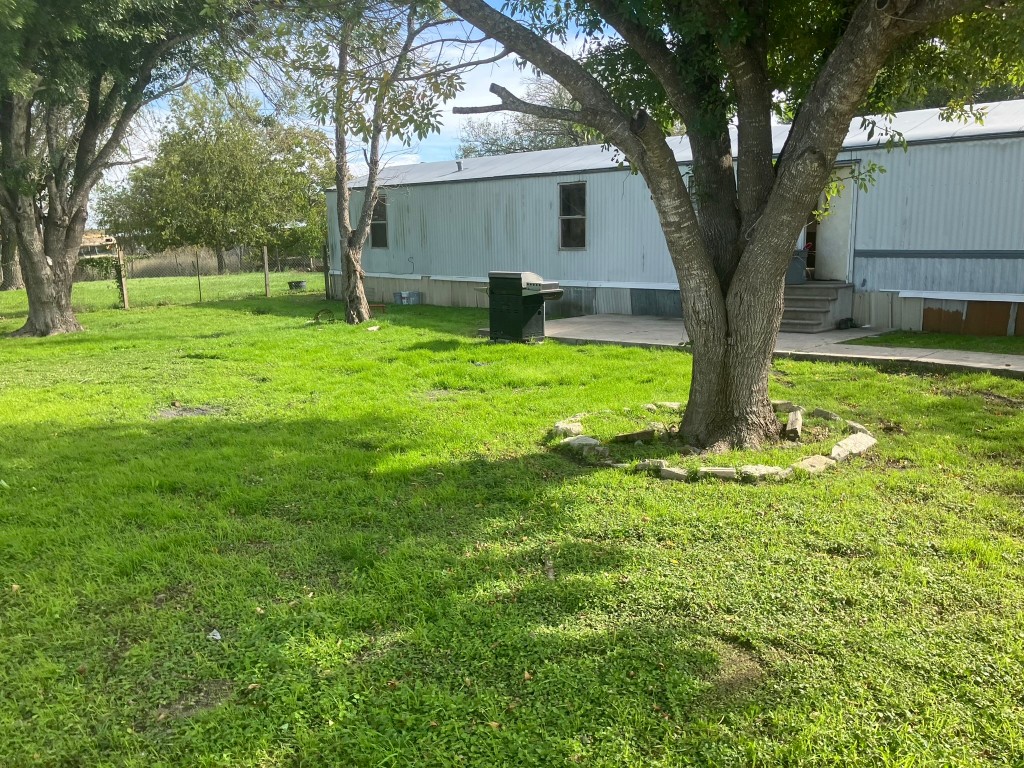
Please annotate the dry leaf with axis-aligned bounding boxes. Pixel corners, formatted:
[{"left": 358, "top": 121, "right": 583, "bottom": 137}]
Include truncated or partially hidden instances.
[
  {"left": 387, "top": 679, "right": 400, "bottom": 689},
  {"left": 523, "top": 671, "right": 533, "bottom": 681},
  {"left": 11, "top": 584, "right": 21, "bottom": 594},
  {"left": 488, "top": 721, "right": 501, "bottom": 730}
]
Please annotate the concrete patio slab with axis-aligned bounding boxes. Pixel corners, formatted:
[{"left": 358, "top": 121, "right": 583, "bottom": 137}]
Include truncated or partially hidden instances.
[{"left": 544, "top": 315, "right": 1024, "bottom": 379}]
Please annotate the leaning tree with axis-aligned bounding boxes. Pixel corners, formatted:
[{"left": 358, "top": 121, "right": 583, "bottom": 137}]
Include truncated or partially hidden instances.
[
  {"left": 0, "top": 0, "right": 248, "bottom": 336},
  {"left": 445, "top": 0, "right": 1024, "bottom": 449}
]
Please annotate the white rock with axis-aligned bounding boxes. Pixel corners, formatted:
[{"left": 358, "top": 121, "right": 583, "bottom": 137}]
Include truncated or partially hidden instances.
[
  {"left": 772, "top": 400, "right": 803, "bottom": 413},
  {"left": 810, "top": 408, "right": 842, "bottom": 421},
  {"left": 697, "top": 467, "right": 737, "bottom": 480},
  {"left": 831, "top": 432, "right": 877, "bottom": 461},
  {"left": 561, "top": 435, "right": 601, "bottom": 449},
  {"left": 846, "top": 420, "right": 872, "bottom": 436},
  {"left": 739, "top": 464, "right": 787, "bottom": 482},
  {"left": 792, "top": 455, "right": 835, "bottom": 474},
  {"left": 660, "top": 467, "right": 691, "bottom": 481},
  {"left": 785, "top": 410, "right": 803, "bottom": 440},
  {"left": 655, "top": 402, "right": 682, "bottom": 410},
  {"left": 643, "top": 404, "right": 658, "bottom": 413},
  {"left": 636, "top": 459, "right": 668, "bottom": 473},
  {"left": 551, "top": 421, "right": 584, "bottom": 438}
]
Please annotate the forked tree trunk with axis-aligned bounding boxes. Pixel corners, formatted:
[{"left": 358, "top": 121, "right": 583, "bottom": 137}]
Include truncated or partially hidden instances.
[
  {"left": 0, "top": 210, "right": 23, "bottom": 291},
  {"left": 681, "top": 260, "right": 787, "bottom": 449},
  {"left": 10, "top": 219, "right": 83, "bottom": 336}
]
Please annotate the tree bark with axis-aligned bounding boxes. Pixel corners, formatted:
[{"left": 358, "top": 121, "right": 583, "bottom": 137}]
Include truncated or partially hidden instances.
[
  {"left": 333, "top": 26, "right": 374, "bottom": 325},
  {"left": 0, "top": 208, "right": 23, "bottom": 291},
  {"left": 215, "top": 247, "right": 227, "bottom": 275},
  {"left": 9, "top": 212, "right": 83, "bottom": 336}
]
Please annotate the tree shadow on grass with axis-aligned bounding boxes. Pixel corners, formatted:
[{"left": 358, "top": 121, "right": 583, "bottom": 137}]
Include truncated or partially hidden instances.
[{"left": 0, "top": 411, "right": 773, "bottom": 766}]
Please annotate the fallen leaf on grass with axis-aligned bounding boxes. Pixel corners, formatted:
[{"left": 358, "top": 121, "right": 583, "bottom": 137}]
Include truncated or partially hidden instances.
[
  {"left": 206, "top": 629, "right": 221, "bottom": 641},
  {"left": 367, "top": 326, "right": 381, "bottom": 332}
]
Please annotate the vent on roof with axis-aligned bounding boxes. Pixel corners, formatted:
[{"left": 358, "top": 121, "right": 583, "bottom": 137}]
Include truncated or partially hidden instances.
[{"left": 456, "top": 160, "right": 463, "bottom": 172}]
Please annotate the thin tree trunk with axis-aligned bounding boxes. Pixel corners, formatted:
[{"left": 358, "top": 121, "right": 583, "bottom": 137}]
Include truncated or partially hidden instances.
[
  {"left": 0, "top": 208, "right": 23, "bottom": 291},
  {"left": 215, "top": 247, "right": 227, "bottom": 275},
  {"left": 333, "top": 28, "right": 372, "bottom": 324}
]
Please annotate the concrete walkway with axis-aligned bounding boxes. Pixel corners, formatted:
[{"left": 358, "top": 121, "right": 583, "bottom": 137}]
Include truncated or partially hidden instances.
[{"left": 545, "top": 314, "right": 1024, "bottom": 379}]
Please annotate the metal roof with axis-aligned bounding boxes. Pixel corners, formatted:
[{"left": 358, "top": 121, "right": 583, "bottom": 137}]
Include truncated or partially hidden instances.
[{"left": 350, "top": 99, "right": 1024, "bottom": 189}]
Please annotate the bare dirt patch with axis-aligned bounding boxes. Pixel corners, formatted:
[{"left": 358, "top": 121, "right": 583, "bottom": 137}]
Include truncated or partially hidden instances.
[
  {"left": 704, "top": 638, "right": 764, "bottom": 703},
  {"left": 154, "top": 402, "right": 226, "bottom": 419},
  {"left": 154, "top": 679, "right": 233, "bottom": 724}
]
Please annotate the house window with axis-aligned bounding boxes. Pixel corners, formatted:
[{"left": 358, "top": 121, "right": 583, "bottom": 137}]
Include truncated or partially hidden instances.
[
  {"left": 559, "top": 182, "right": 586, "bottom": 249},
  {"left": 370, "top": 197, "right": 388, "bottom": 248}
]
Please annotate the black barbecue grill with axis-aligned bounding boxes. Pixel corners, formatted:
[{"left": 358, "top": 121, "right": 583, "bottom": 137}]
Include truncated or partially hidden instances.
[{"left": 487, "top": 271, "right": 563, "bottom": 342}]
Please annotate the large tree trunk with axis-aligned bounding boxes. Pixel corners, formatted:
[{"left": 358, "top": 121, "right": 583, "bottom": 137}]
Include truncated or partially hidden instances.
[
  {"left": 0, "top": 209, "right": 23, "bottom": 291},
  {"left": 681, "top": 258, "right": 787, "bottom": 449},
  {"left": 10, "top": 215, "right": 83, "bottom": 336}
]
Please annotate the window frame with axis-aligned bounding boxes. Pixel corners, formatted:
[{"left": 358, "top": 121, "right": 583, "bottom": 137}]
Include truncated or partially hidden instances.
[
  {"left": 557, "top": 182, "right": 587, "bottom": 251},
  {"left": 369, "top": 195, "right": 388, "bottom": 249}
]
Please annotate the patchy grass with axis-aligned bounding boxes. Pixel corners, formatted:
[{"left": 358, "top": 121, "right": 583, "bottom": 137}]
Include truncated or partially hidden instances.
[
  {"left": 0, "top": 271, "right": 323, "bottom": 319},
  {"left": 851, "top": 329, "right": 1024, "bottom": 356},
  {"left": 1, "top": 297, "right": 1023, "bottom": 767}
]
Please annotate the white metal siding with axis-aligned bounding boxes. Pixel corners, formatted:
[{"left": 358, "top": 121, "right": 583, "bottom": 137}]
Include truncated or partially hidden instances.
[
  {"left": 851, "top": 138, "right": 1024, "bottom": 252},
  {"left": 353, "top": 169, "right": 679, "bottom": 287}
]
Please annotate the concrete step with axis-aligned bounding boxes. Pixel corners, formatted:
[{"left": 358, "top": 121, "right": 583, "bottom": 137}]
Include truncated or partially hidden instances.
[
  {"left": 783, "top": 307, "right": 832, "bottom": 323},
  {"left": 783, "top": 297, "right": 833, "bottom": 312},
  {"left": 784, "top": 287, "right": 844, "bottom": 302},
  {"left": 780, "top": 317, "right": 834, "bottom": 333},
  {"left": 784, "top": 282, "right": 852, "bottom": 301}
]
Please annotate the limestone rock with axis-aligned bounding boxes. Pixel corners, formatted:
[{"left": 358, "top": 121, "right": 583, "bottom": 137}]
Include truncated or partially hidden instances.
[
  {"left": 612, "top": 429, "right": 658, "bottom": 443},
  {"left": 660, "top": 467, "right": 691, "bottom": 482},
  {"left": 785, "top": 410, "right": 803, "bottom": 440},
  {"left": 792, "top": 455, "right": 836, "bottom": 474},
  {"left": 739, "top": 464, "right": 787, "bottom": 482},
  {"left": 831, "top": 432, "right": 877, "bottom": 462},
  {"left": 810, "top": 408, "right": 842, "bottom": 421},
  {"left": 772, "top": 400, "right": 803, "bottom": 413},
  {"left": 636, "top": 459, "right": 668, "bottom": 473},
  {"left": 643, "top": 404, "right": 658, "bottom": 413},
  {"left": 551, "top": 420, "right": 584, "bottom": 438},
  {"left": 561, "top": 436, "right": 609, "bottom": 458},
  {"left": 846, "top": 420, "right": 872, "bottom": 436},
  {"left": 697, "top": 467, "right": 738, "bottom": 480}
]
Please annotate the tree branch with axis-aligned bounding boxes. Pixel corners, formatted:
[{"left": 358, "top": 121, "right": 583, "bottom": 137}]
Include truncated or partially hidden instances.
[{"left": 454, "top": 83, "right": 586, "bottom": 123}]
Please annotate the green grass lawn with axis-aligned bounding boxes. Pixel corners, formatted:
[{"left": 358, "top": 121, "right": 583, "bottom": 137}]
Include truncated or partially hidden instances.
[
  {"left": 1, "top": 294, "right": 1023, "bottom": 767},
  {"left": 850, "top": 329, "right": 1024, "bottom": 356},
  {"left": 0, "top": 271, "right": 324, "bottom": 319}
]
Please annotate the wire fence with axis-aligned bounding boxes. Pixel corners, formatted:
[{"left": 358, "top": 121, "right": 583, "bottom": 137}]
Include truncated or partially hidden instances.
[{"left": 69, "top": 245, "right": 327, "bottom": 312}]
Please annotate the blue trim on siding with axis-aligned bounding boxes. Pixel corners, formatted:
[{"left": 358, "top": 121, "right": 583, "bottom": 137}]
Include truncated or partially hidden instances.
[{"left": 856, "top": 250, "right": 1024, "bottom": 260}]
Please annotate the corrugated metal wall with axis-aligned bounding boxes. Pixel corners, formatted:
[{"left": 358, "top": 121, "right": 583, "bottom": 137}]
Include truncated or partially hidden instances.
[
  {"left": 349, "top": 169, "right": 680, "bottom": 288},
  {"left": 847, "top": 137, "right": 1024, "bottom": 293}
]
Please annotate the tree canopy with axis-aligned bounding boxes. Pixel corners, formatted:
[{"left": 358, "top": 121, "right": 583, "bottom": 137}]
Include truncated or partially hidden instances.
[{"left": 97, "top": 86, "right": 333, "bottom": 267}]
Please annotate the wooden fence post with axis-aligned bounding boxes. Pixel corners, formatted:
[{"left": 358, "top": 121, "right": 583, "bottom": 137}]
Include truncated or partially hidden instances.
[
  {"left": 115, "top": 248, "right": 130, "bottom": 309},
  {"left": 263, "top": 245, "right": 270, "bottom": 298}
]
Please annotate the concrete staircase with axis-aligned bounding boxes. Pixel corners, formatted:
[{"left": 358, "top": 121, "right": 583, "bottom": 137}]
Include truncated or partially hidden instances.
[{"left": 781, "top": 281, "right": 854, "bottom": 333}]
